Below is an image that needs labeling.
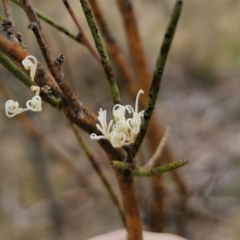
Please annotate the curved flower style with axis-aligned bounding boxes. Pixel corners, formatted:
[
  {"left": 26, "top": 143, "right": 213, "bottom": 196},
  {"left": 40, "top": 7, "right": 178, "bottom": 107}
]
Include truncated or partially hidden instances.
[
  {"left": 26, "top": 95, "right": 42, "bottom": 112},
  {"left": 5, "top": 100, "right": 28, "bottom": 117},
  {"left": 22, "top": 55, "right": 37, "bottom": 81},
  {"left": 4, "top": 55, "right": 42, "bottom": 118},
  {"left": 90, "top": 90, "right": 144, "bottom": 148},
  {"left": 30, "top": 85, "right": 40, "bottom": 96}
]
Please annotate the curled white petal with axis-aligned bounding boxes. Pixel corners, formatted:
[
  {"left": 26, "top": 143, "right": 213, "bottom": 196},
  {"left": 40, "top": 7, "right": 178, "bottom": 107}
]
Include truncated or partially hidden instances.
[
  {"left": 5, "top": 100, "right": 28, "bottom": 117},
  {"left": 96, "top": 108, "right": 113, "bottom": 139},
  {"left": 110, "top": 131, "right": 127, "bottom": 148},
  {"left": 22, "top": 55, "right": 37, "bottom": 81},
  {"left": 90, "top": 133, "right": 108, "bottom": 140},
  {"left": 30, "top": 85, "right": 40, "bottom": 96},
  {"left": 135, "top": 89, "right": 144, "bottom": 114},
  {"left": 26, "top": 95, "right": 42, "bottom": 112},
  {"left": 127, "top": 118, "right": 140, "bottom": 135},
  {"left": 113, "top": 104, "right": 126, "bottom": 122},
  {"left": 126, "top": 89, "right": 144, "bottom": 117}
]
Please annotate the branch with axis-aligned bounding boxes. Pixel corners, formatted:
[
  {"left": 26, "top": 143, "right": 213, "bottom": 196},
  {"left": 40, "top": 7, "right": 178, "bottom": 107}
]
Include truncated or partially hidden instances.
[
  {"left": 133, "top": 160, "right": 187, "bottom": 177},
  {"left": 70, "top": 123, "right": 126, "bottom": 226},
  {"left": 2, "top": 0, "right": 17, "bottom": 37},
  {"left": 19, "top": 0, "right": 77, "bottom": 107},
  {"left": 79, "top": 0, "right": 121, "bottom": 104},
  {"left": 112, "top": 160, "right": 188, "bottom": 177},
  {"left": 3, "top": 0, "right": 12, "bottom": 20},
  {"left": 62, "top": 0, "right": 100, "bottom": 61},
  {"left": 89, "top": 0, "right": 135, "bottom": 93},
  {"left": 132, "top": 0, "right": 183, "bottom": 157},
  {"left": 116, "top": 0, "right": 150, "bottom": 94},
  {"left": 143, "top": 126, "right": 170, "bottom": 169},
  {"left": 10, "top": 0, "right": 84, "bottom": 45}
]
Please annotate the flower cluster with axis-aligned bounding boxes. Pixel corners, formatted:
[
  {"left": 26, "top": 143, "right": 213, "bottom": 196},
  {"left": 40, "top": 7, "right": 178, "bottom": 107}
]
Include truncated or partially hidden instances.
[
  {"left": 5, "top": 55, "right": 42, "bottom": 117},
  {"left": 90, "top": 90, "right": 144, "bottom": 148}
]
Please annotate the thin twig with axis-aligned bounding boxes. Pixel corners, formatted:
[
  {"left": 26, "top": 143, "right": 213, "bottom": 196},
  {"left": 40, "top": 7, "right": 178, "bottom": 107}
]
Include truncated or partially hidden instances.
[
  {"left": 116, "top": 1, "right": 184, "bottom": 232},
  {"left": 19, "top": 0, "right": 77, "bottom": 106},
  {"left": 132, "top": 0, "right": 183, "bottom": 158},
  {"left": 79, "top": 0, "right": 121, "bottom": 104},
  {"left": 116, "top": 0, "right": 150, "bottom": 94},
  {"left": 70, "top": 123, "right": 126, "bottom": 226},
  {"left": 111, "top": 160, "right": 187, "bottom": 177},
  {"left": 132, "top": 160, "right": 187, "bottom": 177},
  {"left": 89, "top": 0, "right": 135, "bottom": 91},
  {"left": 29, "top": 137, "right": 64, "bottom": 236},
  {"left": 62, "top": 0, "right": 100, "bottom": 61},
  {"left": 0, "top": 33, "right": 62, "bottom": 95},
  {"left": 11, "top": 0, "right": 99, "bottom": 61},
  {"left": 2, "top": 0, "right": 17, "bottom": 37},
  {"left": 10, "top": 0, "right": 81, "bottom": 44},
  {"left": 3, "top": 0, "right": 13, "bottom": 21},
  {"left": 143, "top": 126, "right": 170, "bottom": 169}
]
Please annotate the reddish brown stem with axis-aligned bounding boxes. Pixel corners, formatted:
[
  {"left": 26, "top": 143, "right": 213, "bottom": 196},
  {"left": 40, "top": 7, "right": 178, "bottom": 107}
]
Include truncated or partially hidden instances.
[
  {"left": 116, "top": 0, "right": 164, "bottom": 231},
  {"left": 115, "top": 171, "right": 143, "bottom": 240},
  {"left": 116, "top": 0, "right": 150, "bottom": 93},
  {"left": 62, "top": 0, "right": 100, "bottom": 61},
  {"left": 89, "top": 0, "right": 134, "bottom": 90},
  {"left": 3, "top": 0, "right": 12, "bottom": 21},
  {"left": 2, "top": 0, "right": 18, "bottom": 38}
]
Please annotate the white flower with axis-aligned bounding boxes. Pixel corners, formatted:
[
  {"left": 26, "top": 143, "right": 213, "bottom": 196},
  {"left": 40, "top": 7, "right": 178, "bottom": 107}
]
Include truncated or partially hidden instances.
[
  {"left": 4, "top": 55, "right": 42, "bottom": 118},
  {"left": 90, "top": 90, "right": 144, "bottom": 148},
  {"left": 22, "top": 55, "right": 37, "bottom": 81}
]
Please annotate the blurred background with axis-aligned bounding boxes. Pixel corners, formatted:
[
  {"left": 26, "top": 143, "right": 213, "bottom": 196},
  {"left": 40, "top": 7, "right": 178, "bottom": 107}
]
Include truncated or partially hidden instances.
[{"left": 0, "top": 0, "right": 240, "bottom": 239}]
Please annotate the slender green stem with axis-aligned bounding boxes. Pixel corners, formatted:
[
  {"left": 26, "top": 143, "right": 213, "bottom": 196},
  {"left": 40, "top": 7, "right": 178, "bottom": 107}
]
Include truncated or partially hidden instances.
[
  {"left": 111, "top": 161, "right": 136, "bottom": 170},
  {"left": 112, "top": 159, "right": 187, "bottom": 177},
  {"left": 12, "top": 0, "right": 100, "bottom": 61},
  {"left": 0, "top": 51, "right": 34, "bottom": 87},
  {"left": 70, "top": 123, "right": 126, "bottom": 226},
  {"left": 132, "top": 160, "right": 187, "bottom": 177},
  {"left": 0, "top": 51, "right": 60, "bottom": 107},
  {"left": 132, "top": 0, "right": 183, "bottom": 157},
  {"left": 79, "top": 0, "right": 121, "bottom": 104},
  {"left": 11, "top": 0, "right": 80, "bottom": 43}
]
